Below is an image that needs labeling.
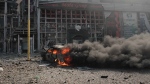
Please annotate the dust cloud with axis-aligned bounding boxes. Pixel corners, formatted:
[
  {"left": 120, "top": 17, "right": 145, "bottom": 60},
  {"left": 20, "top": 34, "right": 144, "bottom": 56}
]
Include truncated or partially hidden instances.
[{"left": 66, "top": 33, "right": 150, "bottom": 68}]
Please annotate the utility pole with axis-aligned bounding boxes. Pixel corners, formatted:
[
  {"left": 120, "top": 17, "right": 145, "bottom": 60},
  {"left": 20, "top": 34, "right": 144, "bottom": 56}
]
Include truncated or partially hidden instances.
[{"left": 27, "top": 0, "right": 31, "bottom": 61}]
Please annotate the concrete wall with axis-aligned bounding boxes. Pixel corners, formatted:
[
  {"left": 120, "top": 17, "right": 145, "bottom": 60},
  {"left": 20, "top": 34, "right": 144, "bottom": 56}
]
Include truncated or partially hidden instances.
[
  {"left": 102, "top": 3, "right": 150, "bottom": 12},
  {"left": 101, "top": 0, "right": 150, "bottom": 4},
  {"left": 39, "top": 0, "right": 150, "bottom": 12},
  {"left": 39, "top": 0, "right": 101, "bottom": 4},
  {"left": 39, "top": 0, "right": 150, "bottom": 4}
]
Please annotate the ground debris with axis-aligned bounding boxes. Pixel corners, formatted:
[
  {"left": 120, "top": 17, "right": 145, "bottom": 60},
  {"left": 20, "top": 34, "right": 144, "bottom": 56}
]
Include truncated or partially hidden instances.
[
  {"left": 77, "top": 66, "right": 93, "bottom": 70},
  {"left": 28, "top": 77, "right": 39, "bottom": 84},
  {"left": 101, "top": 76, "right": 108, "bottom": 78},
  {"left": 0, "top": 53, "right": 150, "bottom": 84},
  {"left": 0, "top": 67, "right": 3, "bottom": 71},
  {"left": 0, "top": 63, "right": 2, "bottom": 67},
  {"left": 140, "top": 82, "right": 145, "bottom": 84}
]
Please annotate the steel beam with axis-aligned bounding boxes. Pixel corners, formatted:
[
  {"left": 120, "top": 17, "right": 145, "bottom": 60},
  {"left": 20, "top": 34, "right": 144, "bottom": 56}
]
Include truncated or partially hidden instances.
[
  {"left": 37, "top": 0, "right": 41, "bottom": 51},
  {"left": 3, "top": 0, "right": 7, "bottom": 53}
]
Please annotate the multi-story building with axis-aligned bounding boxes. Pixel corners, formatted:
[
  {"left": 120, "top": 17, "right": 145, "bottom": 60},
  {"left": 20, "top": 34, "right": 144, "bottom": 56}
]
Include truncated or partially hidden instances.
[
  {"left": 38, "top": 0, "right": 105, "bottom": 47},
  {"left": 0, "top": 0, "right": 150, "bottom": 53},
  {"left": 101, "top": 0, "right": 150, "bottom": 38}
]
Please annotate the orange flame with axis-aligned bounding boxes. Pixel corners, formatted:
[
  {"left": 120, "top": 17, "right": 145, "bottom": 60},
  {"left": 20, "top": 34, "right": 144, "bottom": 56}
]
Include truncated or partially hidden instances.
[
  {"left": 64, "top": 56, "right": 72, "bottom": 64},
  {"left": 56, "top": 56, "right": 72, "bottom": 66},
  {"left": 53, "top": 50, "right": 58, "bottom": 54},
  {"left": 47, "top": 49, "right": 52, "bottom": 53},
  {"left": 57, "top": 59, "right": 69, "bottom": 66},
  {"left": 61, "top": 48, "right": 70, "bottom": 55}
]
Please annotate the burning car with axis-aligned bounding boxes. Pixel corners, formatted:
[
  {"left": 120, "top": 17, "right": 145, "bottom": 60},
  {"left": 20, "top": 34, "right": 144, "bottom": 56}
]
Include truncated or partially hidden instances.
[{"left": 41, "top": 45, "right": 72, "bottom": 66}]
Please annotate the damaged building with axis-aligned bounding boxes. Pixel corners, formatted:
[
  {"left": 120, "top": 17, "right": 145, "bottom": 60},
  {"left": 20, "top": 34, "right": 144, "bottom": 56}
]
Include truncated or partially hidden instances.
[{"left": 0, "top": 0, "right": 150, "bottom": 53}]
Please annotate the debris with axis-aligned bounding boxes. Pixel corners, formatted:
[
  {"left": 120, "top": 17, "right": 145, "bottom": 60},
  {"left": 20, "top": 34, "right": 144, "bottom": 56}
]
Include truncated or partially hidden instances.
[
  {"left": 29, "top": 77, "right": 39, "bottom": 84},
  {"left": 111, "top": 78, "right": 114, "bottom": 80},
  {"left": 140, "top": 82, "right": 145, "bottom": 84},
  {"left": 123, "top": 75, "right": 132, "bottom": 80},
  {"left": 128, "top": 75, "right": 132, "bottom": 78},
  {"left": 7, "top": 75, "right": 11, "bottom": 78},
  {"left": 64, "top": 81, "right": 67, "bottom": 83},
  {"left": 124, "top": 77, "right": 128, "bottom": 79},
  {"left": 101, "top": 76, "right": 108, "bottom": 78},
  {"left": 39, "top": 64, "right": 49, "bottom": 67},
  {"left": 0, "top": 67, "right": 3, "bottom": 71},
  {"left": 19, "top": 62, "right": 21, "bottom": 64},
  {"left": 77, "top": 67, "right": 92, "bottom": 71},
  {"left": 0, "top": 63, "right": 2, "bottom": 67},
  {"left": 12, "top": 62, "right": 15, "bottom": 64}
]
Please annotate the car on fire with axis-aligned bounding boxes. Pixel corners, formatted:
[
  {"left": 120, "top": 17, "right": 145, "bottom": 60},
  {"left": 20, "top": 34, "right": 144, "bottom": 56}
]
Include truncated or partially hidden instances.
[{"left": 41, "top": 45, "right": 72, "bottom": 66}]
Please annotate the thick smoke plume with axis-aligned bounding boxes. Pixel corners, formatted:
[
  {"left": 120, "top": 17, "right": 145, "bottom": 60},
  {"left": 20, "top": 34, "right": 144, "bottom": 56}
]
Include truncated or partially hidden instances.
[{"left": 65, "top": 33, "right": 150, "bottom": 68}]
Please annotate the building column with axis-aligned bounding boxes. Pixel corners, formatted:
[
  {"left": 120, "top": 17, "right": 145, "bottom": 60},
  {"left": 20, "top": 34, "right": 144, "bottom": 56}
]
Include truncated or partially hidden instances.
[
  {"left": 37, "top": 8, "right": 41, "bottom": 51},
  {"left": 3, "top": 0, "right": 7, "bottom": 53},
  {"left": 33, "top": 34, "right": 35, "bottom": 53},
  {"left": 17, "top": 34, "right": 20, "bottom": 54}
]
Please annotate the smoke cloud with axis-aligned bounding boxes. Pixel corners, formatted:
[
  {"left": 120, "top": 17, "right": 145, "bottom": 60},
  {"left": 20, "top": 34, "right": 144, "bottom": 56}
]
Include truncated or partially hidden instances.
[{"left": 65, "top": 33, "right": 150, "bottom": 68}]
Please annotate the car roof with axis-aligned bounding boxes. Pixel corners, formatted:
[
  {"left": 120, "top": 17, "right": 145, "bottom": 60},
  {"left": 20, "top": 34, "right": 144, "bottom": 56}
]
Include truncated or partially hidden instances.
[{"left": 53, "top": 45, "right": 64, "bottom": 49}]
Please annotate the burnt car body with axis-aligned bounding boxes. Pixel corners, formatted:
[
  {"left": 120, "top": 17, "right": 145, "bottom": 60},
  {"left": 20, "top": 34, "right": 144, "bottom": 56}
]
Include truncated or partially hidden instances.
[{"left": 41, "top": 45, "right": 72, "bottom": 65}]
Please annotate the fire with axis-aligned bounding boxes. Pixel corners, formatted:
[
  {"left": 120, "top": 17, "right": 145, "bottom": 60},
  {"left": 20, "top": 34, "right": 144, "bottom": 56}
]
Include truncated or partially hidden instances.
[
  {"left": 64, "top": 56, "right": 72, "bottom": 64},
  {"left": 56, "top": 56, "right": 72, "bottom": 66},
  {"left": 47, "top": 49, "right": 52, "bottom": 53},
  {"left": 61, "top": 47, "right": 70, "bottom": 55},
  {"left": 57, "top": 59, "right": 69, "bottom": 66},
  {"left": 49, "top": 47, "right": 72, "bottom": 66},
  {"left": 53, "top": 50, "right": 58, "bottom": 54}
]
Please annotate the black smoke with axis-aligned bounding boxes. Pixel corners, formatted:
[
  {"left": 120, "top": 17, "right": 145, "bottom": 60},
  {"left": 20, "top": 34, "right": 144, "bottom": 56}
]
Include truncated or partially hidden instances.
[{"left": 65, "top": 33, "right": 150, "bottom": 68}]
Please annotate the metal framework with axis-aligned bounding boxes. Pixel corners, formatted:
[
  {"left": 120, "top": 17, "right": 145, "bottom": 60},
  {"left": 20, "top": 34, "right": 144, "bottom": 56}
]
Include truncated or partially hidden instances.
[
  {"left": 0, "top": 0, "right": 105, "bottom": 53},
  {"left": 38, "top": 2, "right": 105, "bottom": 48},
  {"left": 1, "top": 0, "right": 149, "bottom": 53},
  {"left": 0, "top": 0, "right": 36, "bottom": 53},
  {"left": 39, "top": 9, "right": 104, "bottom": 43}
]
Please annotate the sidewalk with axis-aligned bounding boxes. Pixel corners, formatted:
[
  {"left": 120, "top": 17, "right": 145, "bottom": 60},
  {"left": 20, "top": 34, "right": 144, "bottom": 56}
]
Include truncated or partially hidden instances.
[{"left": 0, "top": 52, "right": 41, "bottom": 59}]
